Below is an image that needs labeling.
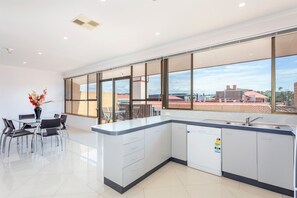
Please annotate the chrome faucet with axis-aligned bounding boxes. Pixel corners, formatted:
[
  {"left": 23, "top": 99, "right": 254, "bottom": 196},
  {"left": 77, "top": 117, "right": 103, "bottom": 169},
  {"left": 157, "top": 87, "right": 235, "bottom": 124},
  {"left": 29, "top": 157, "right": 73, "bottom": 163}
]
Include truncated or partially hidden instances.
[{"left": 245, "top": 117, "right": 263, "bottom": 126}]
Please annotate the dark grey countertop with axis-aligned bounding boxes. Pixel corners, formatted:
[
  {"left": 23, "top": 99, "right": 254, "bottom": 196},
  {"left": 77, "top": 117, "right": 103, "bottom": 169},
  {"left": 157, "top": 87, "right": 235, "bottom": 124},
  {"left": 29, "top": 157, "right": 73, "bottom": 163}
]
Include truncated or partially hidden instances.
[{"left": 91, "top": 116, "right": 295, "bottom": 136}]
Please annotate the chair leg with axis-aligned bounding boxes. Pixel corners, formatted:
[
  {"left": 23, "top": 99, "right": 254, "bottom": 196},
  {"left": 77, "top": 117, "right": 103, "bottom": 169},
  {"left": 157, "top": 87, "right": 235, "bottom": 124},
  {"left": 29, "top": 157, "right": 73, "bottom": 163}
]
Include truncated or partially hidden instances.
[
  {"left": 8, "top": 137, "right": 13, "bottom": 157},
  {"left": 66, "top": 129, "right": 69, "bottom": 139},
  {"left": 0, "top": 133, "right": 4, "bottom": 152},
  {"left": 26, "top": 136, "right": 28, "bottom": 149},
  {"left": 56, "top": 136, "right": 59, "bottom": 146},
  {"left": 2, "top": 135, "right": 8, "bottom": 154},
  {"left": 60, "top": 135, "right": 63, "bottom": 151},
  {"left": 31, "top": 135, "right": 34, "bottom": 153},
  {"left": 40, "top": 136, "right": 44, "bottom": 155}
]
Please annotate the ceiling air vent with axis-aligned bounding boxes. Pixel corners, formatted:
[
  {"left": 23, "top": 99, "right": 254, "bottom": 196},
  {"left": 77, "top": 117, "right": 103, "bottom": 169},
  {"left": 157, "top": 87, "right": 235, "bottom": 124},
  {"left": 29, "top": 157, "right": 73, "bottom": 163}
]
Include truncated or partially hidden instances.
[{"left": 72, "top": 14, "right": 100, "bottom": 30}]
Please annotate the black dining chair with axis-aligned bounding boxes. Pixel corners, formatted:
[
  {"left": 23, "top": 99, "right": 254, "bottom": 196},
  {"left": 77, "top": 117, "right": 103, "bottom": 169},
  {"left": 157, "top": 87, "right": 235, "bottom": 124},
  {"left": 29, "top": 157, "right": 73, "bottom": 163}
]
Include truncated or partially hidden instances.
[
  {"left": 19, "top": 114, "right": 37, "bottom": 130},
  {"left": 54, "top": 114, "right": 60, "bottom": 119},
  {"left": 0, "top": 118, "right": 9, "bottom": 152},
  {"left": 4, "top": 120, "right": 33, "bottom": 157},
  {"left": 60, "top": 114, "right": 67, "bottom": 130},
  {"left": 60, "top": 114, "right": 69, "bottom": 138},
  {"left": 37, "top": 118, "right": 63, "bottom": 155}
]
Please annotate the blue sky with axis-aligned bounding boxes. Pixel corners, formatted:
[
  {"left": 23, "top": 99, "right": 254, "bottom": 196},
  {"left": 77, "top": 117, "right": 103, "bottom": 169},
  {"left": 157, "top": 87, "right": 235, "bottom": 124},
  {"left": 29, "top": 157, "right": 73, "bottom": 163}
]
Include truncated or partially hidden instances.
[{"left": 82, "top": 55, "right": 297, "bottom": 95}]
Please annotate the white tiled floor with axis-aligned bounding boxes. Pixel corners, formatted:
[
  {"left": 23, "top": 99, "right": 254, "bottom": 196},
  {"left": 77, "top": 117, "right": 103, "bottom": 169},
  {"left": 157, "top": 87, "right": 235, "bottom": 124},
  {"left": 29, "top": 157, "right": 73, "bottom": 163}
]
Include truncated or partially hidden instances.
[{"left": 0, "top": 127, "right": 293, "bottom": 198}]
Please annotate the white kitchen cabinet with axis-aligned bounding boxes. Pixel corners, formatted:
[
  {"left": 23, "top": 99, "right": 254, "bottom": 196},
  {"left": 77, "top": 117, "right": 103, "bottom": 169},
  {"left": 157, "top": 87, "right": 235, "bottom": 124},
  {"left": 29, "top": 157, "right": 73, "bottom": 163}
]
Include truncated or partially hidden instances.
[
  {"left": 160, "top": 123, "right": 172, "bottom": 161},
  {"left": 104, "top": 130, "right": 145, "bottom": 187},
  {"left": 171, "top": 123, "right": 187, "bottom": 161},
  {"left": 145, "top": 125, "right": 162, "bottom": 172},
  {"left": 257, "top": 133, "right": 294, "bottom": 190},
  {"left": 104, "top": 123, "right": 172, "bottom": 189},
  {"left": 222, "top": 128, "right": 257, "bottom": 180},
  {"left": 144, "top": 123, "right": 171, "bottom": 173}
]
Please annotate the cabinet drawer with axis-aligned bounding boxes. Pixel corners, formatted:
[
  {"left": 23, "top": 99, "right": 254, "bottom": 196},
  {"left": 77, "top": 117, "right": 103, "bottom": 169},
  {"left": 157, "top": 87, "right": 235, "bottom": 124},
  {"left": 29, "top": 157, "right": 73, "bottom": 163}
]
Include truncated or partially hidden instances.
[
  {"left": 123, "top": 130, "right": 144, "bottom": 145},
  {"left": 123, "top": 159, "right": 144, "bottom": 187},
  {"left": 123, "top": 149, "right": 144, "bottom": 167},
  {"left": 123, "top": 140, "right": 144, "bottom": 156}
]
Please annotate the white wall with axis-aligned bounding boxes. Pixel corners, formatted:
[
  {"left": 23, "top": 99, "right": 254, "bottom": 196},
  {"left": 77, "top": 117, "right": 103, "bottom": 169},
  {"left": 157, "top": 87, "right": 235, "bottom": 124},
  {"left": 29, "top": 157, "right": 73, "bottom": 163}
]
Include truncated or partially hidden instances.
[
  {"left": 0, "top": 64, "right": 64, "bottom": 128},
  {"left": 63, "top": 8, "right": 297, "bottom": 78},
  {"left": 67, "top": 115, "right": 98, "bottom": 131}
]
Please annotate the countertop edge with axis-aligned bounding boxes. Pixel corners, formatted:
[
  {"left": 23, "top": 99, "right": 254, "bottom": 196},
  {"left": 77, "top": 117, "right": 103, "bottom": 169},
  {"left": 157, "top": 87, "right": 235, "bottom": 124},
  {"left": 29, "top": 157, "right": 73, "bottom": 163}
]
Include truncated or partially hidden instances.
[
  {"left": 91, "top": 120, "right": 172, "bottom": 136},
  {"left": 91, "top": 119, "right": 295, "bottom": 136}
]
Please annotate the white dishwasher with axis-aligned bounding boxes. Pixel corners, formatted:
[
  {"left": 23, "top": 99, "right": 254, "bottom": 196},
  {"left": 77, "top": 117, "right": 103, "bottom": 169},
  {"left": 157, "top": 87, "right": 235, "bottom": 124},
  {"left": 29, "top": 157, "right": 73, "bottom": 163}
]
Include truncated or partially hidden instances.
[{"left": 187, "top": 125, "right": 222, "bottom": 176}]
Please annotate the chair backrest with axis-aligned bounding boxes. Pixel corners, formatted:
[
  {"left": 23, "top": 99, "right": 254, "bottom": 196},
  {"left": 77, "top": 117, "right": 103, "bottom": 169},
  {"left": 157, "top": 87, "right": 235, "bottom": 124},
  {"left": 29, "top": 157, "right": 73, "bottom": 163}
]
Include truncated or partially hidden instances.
[
  {"left": 2, "top": 118, "right": 8, "bottom": 128},
  {"left": 60, "top": 114, "right": 67, "bottom": 123},
  {"left": 54, "top": 114, "right": 60, "bottom": 119},
  {"left": 6, "top": 120, "right": 16, "bottom": 130},
  {"left": 2, "top": 118, "right": 9, "bottom": 133},
  {"left": 19, "top": 114, "right": 35, "bottom": 120},
  {"left": 40, "top": 119, "right": 61, "bottom": 129}
]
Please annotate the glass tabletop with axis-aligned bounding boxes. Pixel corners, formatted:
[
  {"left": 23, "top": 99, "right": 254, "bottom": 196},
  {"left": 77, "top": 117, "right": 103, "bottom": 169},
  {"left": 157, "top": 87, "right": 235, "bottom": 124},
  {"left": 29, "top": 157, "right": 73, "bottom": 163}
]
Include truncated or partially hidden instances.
[
  {"left": 13, "top": 119, "right": 41, "bottom": 124},
  {"left": 13, "top": 116, "right": 58, "bottom": 125}
]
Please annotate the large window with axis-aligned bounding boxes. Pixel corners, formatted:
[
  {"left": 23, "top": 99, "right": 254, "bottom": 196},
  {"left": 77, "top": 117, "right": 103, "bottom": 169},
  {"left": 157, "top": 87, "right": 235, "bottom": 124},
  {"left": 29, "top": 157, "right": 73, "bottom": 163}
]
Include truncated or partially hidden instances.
[
  {"left": 65, "top": 79, "right": 72, "bottom": 114},
  {"left": 132, "top": 60, "right": 162, "bottom": 118},
  {"left": 65, "top": 30, "right": 297, "bottom": 118},
  {"left": 193, "top": 38, "right": 271, "bottom": 113},
  {"left": 167, "top": 54, "right": 192, "bottom": 109},
  {"left": 275, "top": 32, "right": 297, "bottom": 113},
  {"left": 65, "top": 73, "right": 98, "bottom": 117},
  {"left": 100, "top": 67, "right": 131, "bottom": 123}
]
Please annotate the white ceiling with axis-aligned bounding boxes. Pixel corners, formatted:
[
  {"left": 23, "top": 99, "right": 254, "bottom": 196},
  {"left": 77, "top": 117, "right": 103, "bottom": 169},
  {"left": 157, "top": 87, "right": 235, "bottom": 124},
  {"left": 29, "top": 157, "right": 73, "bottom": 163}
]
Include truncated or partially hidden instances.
[{"left": 0, "top": 0, "right": 297, "bottom": 72}]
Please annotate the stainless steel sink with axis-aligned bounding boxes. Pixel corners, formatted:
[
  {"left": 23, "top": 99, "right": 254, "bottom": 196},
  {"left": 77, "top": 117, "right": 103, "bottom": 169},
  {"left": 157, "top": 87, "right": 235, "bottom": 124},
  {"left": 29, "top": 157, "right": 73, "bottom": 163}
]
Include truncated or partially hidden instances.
[
  {"left": 249, "top": 124, "right": 281, "bottom": 129},
  {"left": 204, "top": 119, "right": 283, "bottom": 130}
]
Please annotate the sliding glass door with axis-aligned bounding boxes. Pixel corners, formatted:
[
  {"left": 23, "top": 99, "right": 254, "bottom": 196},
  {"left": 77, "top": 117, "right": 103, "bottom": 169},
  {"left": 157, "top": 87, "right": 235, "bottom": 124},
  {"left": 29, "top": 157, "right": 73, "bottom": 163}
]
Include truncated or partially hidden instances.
[
  {"left": 100, "top": 77, "right": 131, "bottom": 123},
  {"left": 115, "top": 78, "right": 130, "bottom": 122},
  {"left": 101, "top": 80, "right": 113, "bottom": 123}
]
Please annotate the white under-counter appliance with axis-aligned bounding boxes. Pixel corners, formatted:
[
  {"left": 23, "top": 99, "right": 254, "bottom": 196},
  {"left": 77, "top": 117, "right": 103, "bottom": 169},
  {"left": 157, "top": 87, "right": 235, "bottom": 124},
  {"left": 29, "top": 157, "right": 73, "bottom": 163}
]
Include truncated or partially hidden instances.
[{"left": 187, "top": 125, "right": 222, "bottom": 176}]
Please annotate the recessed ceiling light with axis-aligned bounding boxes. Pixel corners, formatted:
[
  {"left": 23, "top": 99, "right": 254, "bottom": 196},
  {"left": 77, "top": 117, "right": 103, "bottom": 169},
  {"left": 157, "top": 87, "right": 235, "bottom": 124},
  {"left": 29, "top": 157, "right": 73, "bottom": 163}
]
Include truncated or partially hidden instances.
[
  {"left": 38, "top": 52, "right": 43, "bottom": 55},
  {"left": 155, "top": 32, "right": 160, "bottom": 36},
  {"left": 238, "top": 2, "right": 246, "bottom": 7},
  {"left": 101, "top": 0, "right": 106, "bottom": 2},
  {"left": 63, "top": 36, "right": 68, "bottom": 40},
  {"left": 23, "top": 61, "right": 27, "bottom": 64}
]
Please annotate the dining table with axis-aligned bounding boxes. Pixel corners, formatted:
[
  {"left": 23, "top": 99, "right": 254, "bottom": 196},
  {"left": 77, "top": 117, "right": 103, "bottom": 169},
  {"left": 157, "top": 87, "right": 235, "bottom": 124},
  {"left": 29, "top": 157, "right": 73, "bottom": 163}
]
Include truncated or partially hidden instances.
[{"left": 13, "top": 118, "right": 43, "bottom": 153}]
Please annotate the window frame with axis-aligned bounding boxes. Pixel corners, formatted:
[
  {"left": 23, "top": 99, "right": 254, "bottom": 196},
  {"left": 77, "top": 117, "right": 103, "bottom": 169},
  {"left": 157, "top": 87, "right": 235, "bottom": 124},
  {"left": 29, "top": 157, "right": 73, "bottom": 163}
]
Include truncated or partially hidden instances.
[
  {"left": 64, "top": 30, "right": 297, "bottom": 117},
  {"left": 131, "top": 61, "right": 163, "bottom": 118},
  {"left": 165, "top": 54, "right": 193, "bottom": 110},
  {"left": 64, "top": 72, "right": 99, "bottom": 118}
]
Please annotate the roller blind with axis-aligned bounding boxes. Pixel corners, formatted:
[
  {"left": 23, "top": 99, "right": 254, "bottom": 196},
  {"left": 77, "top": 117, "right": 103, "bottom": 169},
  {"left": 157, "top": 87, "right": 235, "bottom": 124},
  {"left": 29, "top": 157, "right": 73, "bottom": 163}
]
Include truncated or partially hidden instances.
[
  {"left": 168, "top": 54, "right": 191, "bottom": 72},
  {"left": 147, "top": 60, "right": 161, "bottom": 75},
  {"left": 276, "top": 32, "right": 297, "bottom": 57},
  {"left": 193, "top": 38, "right": 271, "bottom": 69},
  {"left": 132, "top": 63, "right": 145, "bottom": 77},
  {"left": 101, "top": 66, "right": 131, "bottom": 80}
]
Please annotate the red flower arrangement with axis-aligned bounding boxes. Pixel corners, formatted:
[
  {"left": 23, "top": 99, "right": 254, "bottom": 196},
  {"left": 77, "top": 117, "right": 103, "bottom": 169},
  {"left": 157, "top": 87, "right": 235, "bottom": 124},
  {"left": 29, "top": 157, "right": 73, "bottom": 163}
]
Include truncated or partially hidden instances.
[{"left": 28, "top": 89, "right": 51, "bottom": 108}]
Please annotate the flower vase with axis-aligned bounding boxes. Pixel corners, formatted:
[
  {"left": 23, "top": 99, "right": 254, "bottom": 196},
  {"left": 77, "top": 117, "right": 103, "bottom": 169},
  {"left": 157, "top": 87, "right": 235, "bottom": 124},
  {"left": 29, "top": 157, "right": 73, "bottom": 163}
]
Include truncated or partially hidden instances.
[{"left": 34, "top": 107, "right": 42, "bottom": 120}]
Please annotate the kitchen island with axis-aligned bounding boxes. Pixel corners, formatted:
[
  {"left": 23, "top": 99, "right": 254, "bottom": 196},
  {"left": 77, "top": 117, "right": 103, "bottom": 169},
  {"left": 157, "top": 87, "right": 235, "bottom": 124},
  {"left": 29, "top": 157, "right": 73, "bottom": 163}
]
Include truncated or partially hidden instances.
[{"left": 92, "top": 116, "right": 295, "bottom": 196}]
